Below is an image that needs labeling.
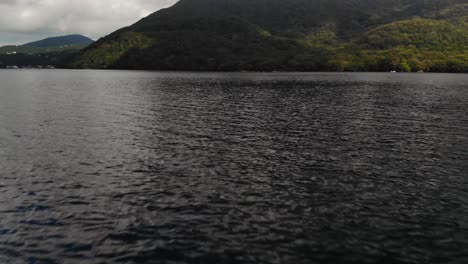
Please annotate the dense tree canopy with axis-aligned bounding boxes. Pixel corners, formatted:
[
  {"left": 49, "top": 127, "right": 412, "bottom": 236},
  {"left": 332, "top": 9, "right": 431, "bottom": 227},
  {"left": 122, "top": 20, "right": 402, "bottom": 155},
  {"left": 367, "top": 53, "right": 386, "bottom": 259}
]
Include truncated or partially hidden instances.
[{"left": 57, "top": 0, "right": 468, "bottom": 72}]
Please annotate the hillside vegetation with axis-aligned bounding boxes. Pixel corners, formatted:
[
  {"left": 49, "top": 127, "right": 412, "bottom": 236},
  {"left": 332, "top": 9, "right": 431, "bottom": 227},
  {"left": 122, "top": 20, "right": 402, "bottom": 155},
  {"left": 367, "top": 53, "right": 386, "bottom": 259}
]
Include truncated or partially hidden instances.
[
  {"left": 0, "top": 44, "right": 88, "bottom": 55},
  {"left": 0, "top": 35, "right": 93, "bottom": 68},
  {"left": 68, "top": 0, "right": 468, "bottom": 72},
  {"left": 23, "top": 34, "right": 93, "bottom": 48}
]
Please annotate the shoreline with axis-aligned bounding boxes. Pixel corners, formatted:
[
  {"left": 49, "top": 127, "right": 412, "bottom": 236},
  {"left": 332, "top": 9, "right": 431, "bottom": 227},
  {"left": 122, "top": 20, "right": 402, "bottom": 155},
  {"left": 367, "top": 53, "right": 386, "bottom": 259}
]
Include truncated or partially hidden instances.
[{"left": 0, "top": 68, "right": 467, "bottom": 74}]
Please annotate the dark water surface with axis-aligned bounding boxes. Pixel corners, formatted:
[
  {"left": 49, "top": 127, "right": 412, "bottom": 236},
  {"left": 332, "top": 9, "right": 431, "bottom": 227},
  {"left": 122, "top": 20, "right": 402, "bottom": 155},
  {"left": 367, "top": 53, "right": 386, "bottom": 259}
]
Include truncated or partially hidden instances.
[{"left": 0, "top": 70, "right": 467, "bottom": 263}]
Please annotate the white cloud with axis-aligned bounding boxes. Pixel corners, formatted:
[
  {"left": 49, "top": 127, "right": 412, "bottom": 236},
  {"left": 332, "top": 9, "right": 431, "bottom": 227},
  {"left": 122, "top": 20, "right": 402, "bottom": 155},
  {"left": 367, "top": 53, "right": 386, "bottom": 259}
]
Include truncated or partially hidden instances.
[{"left": 0, "top": 0, "right": 179, "bottom": 45}]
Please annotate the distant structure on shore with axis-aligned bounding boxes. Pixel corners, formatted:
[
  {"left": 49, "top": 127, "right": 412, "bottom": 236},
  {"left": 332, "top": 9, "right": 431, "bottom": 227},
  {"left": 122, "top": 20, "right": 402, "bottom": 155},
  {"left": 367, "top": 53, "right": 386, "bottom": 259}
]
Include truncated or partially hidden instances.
[{"left": 6, "top": 65, "right": 55, "bottom": 69}]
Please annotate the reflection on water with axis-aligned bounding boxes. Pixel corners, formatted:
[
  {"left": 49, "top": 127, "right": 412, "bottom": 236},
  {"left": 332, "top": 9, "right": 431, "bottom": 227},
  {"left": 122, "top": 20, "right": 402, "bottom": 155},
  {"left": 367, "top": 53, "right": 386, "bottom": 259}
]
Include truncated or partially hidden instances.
[{"left": 0, "top": 70, "right": 467, "bottom": 263}]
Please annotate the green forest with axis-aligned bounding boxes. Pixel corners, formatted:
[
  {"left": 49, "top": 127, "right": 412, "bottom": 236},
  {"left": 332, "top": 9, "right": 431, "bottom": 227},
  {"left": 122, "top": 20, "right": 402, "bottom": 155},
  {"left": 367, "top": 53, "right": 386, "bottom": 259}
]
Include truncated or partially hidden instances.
[
  {"left": 68, "top": 0, "right": 468, "bottom": 72},
  {"left": 7, "top": 0, "right": 468, "bottom": 72},
  {"left": 0, "top": 35, "right": 92, "bottom": 68},
  {"left": 312, "top": 18, "right": 468, "bottom": 72}
]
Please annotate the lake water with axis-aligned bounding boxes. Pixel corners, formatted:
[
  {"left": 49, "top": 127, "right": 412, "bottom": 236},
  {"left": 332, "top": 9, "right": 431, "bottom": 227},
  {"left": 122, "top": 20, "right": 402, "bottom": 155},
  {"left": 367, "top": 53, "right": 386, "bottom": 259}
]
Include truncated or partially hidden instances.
[{"left": 0, "top": 70, "right": 467, "bottom": 263}]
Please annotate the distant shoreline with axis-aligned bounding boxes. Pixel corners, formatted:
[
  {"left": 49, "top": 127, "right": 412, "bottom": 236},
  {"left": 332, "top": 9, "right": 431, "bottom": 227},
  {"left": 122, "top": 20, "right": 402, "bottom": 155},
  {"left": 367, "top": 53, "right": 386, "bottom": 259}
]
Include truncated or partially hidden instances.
[{"left": 1, "top": 68, "right": 466, "bottom": 74}]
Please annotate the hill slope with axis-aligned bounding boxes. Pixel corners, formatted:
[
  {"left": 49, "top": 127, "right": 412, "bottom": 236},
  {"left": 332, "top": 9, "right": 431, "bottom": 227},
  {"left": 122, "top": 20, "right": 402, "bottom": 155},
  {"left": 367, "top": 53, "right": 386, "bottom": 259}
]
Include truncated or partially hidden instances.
[
  {"left": 0, "top": 34, "right": 94, "bottom": 68},
  {"left": 24, "top": 34, "right": 93, "bottom": 48},
  {"left": 0, "top": 34, "right": 94, "bottom": 55},
  {"left": 68, "top": 0, "right": 468, "bottom": 72}
]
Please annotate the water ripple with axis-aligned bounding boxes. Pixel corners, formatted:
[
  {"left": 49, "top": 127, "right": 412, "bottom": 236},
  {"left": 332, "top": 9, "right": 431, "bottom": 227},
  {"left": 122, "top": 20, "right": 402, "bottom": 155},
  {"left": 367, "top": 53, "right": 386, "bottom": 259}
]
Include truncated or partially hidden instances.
[{"left": 0, "top": 71, "right": 467, "bottom": 263}]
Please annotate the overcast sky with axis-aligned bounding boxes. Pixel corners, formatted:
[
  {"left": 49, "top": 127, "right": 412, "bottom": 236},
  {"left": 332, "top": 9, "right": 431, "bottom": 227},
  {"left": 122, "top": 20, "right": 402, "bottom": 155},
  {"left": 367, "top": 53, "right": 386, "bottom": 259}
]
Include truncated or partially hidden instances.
[{"left": 0, "top": 0, "right": 179, "bottom": 46}]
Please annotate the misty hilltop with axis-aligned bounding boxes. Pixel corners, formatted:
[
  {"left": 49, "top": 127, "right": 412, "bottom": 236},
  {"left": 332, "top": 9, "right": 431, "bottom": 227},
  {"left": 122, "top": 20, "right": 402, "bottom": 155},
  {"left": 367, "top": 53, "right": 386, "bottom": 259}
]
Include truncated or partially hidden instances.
[
  {"left": 68, "top": 0, "right": 468, "bottom": 72},
  {"left": 23, "top": 34, "right": 93, "bottom": 48},
  {"left": 0, "top": 34, "right": 93, "bottom": 68},
  {"left": 0, "top": 34, "right": 93, "bottom": 54}
]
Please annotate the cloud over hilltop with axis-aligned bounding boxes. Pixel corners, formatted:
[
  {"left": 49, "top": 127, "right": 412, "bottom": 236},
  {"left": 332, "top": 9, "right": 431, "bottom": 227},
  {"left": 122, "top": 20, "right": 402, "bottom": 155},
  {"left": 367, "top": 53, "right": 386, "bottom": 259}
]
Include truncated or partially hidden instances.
[{"left": 0, "top": 0, "right": 178, "bottom": 45}]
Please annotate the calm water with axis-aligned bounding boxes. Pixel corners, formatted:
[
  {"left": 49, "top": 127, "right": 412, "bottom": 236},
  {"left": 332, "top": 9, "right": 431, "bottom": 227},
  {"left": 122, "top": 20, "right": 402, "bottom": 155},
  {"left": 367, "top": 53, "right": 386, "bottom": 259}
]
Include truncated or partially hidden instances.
[{"left": 0, "top": 70, "right": 467, "bottom": 264}]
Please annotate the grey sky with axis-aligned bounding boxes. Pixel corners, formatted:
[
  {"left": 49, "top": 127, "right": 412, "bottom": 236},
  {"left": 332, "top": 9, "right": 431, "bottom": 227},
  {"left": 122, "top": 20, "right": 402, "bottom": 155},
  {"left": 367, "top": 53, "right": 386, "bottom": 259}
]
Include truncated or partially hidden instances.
[{"left": 0, "top": 0, "right": 178, "bottom": 46}]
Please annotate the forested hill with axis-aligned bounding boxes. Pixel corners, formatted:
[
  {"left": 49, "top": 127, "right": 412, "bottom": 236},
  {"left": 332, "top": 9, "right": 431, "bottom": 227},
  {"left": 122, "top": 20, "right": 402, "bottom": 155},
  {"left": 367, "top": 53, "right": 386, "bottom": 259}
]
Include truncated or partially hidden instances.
[
  {"left": 0, "top": 34, "right": 94, "bottom": 68},
  {"left": 149, "top": 0, "right": 463, "bottom": 38},
  {"left": 68, "top": 0, "right": 468, "bottom": 72},
  {"left": 23, "top": 34, "right": 93, "bottom": 48},
  {"left": 0, "top": 35, "right": 93, "bottom": 55}
]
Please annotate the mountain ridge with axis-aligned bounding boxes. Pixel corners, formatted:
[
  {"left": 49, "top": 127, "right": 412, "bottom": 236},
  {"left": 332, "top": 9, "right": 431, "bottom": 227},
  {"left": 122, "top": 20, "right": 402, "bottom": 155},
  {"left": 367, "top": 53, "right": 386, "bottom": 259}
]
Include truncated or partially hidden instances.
[
  {"left": 0, "top": 34, "right": 94, "bottom": 55},
  {"left": 0, "top": 34, "right": 94, "bottom": 68},
  {"left": 24, "top": 34, "right": 93, "bottom": 48},
  {"left": 68, "top": 0, "right": 468, "bottom": 72}
]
